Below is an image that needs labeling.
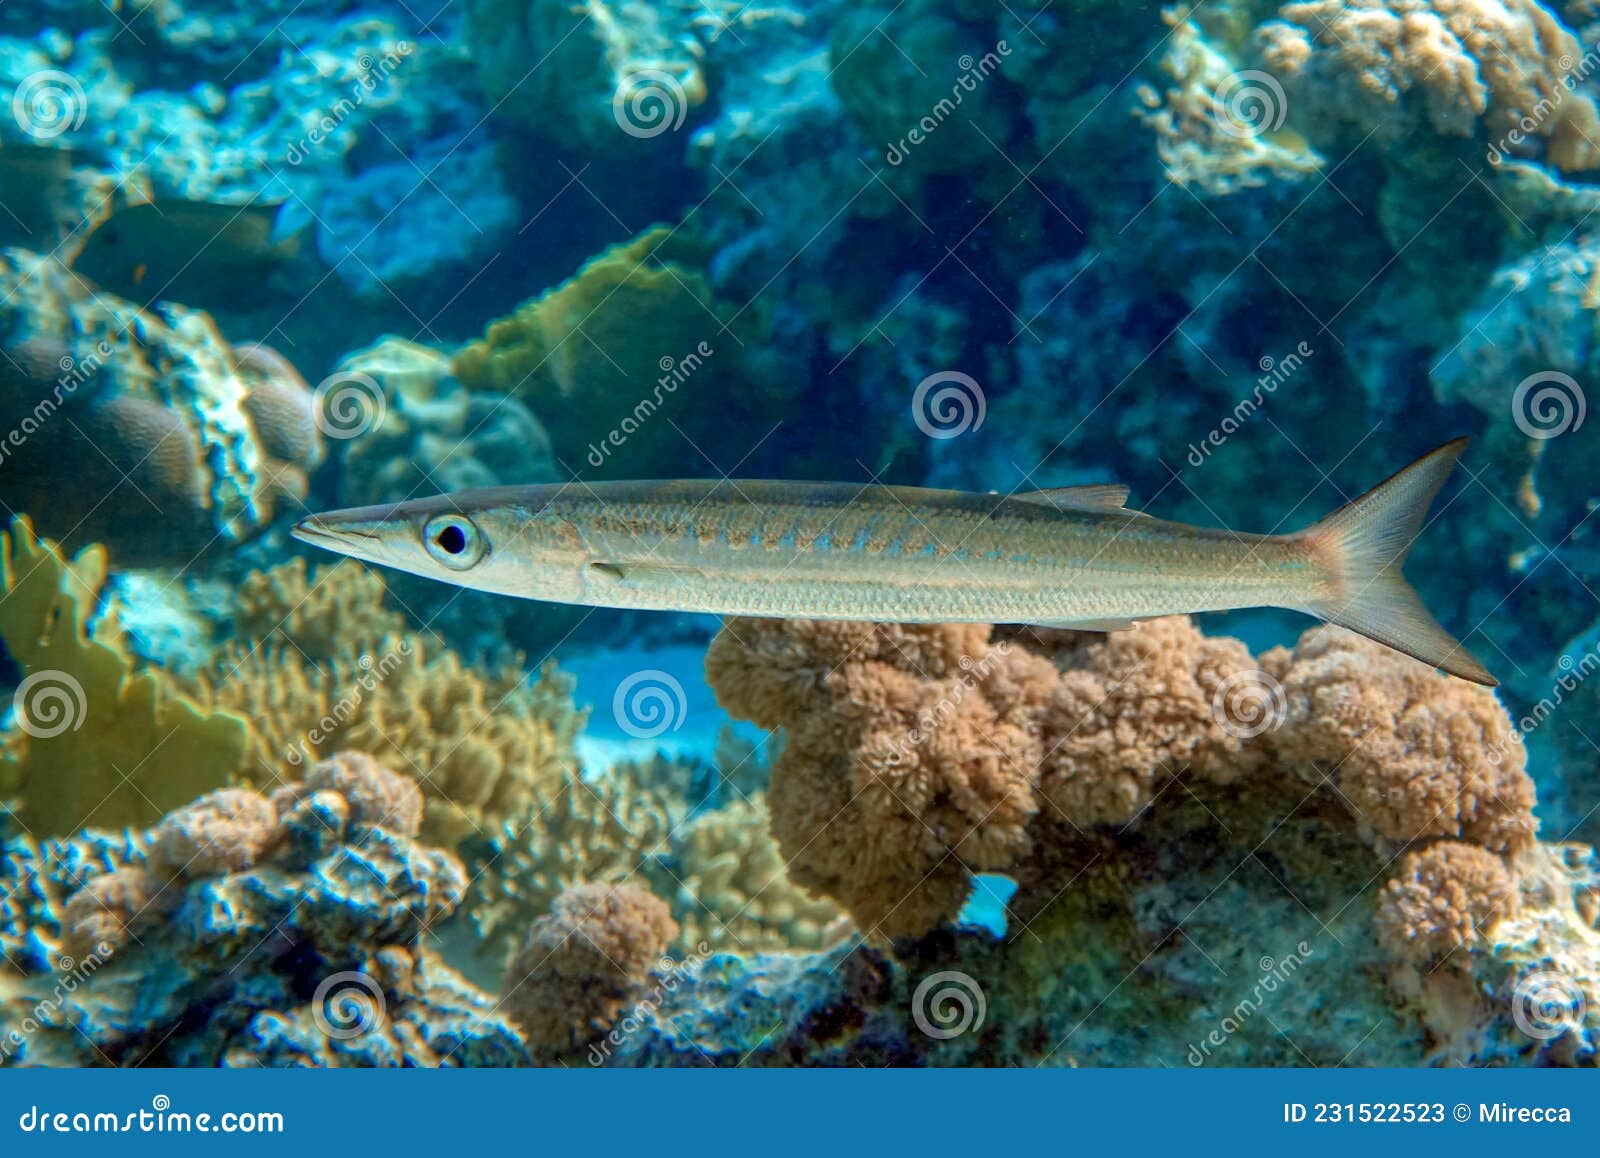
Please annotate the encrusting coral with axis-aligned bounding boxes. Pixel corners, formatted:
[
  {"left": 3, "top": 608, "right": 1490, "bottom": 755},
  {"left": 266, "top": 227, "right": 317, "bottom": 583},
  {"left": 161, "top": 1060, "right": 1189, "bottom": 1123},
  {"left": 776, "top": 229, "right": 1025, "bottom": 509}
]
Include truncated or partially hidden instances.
[
  {"left": 463, "top": 0, "right": 707, "bottom": 149},
  {"left": 330, "top": 337, "right": 556, "bottom": 508},
  {"left": 451, "top": 226, "right": 775, "bottom": 475},
  {"left": 1, "top": 755, "right": 522, "bottom": 1067},
  {"left": 500, "top": 881, "right": 679, "bottom": 1063}
]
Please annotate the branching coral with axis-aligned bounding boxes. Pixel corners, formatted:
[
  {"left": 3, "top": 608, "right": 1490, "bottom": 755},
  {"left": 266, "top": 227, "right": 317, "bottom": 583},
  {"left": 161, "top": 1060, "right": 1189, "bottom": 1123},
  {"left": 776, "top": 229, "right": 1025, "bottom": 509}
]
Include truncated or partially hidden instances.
[
  {"left": 668, "top": 793, "right": 851, "bottom": 953},
  {"left": 500, "top": 881, "right": 679, "bottom": 1063},
  {"left": 234, "top": 557, "right": 403, "bottom": 660},
  {"left": 464, "top": 766, "right": 685, "bottom": 968}
]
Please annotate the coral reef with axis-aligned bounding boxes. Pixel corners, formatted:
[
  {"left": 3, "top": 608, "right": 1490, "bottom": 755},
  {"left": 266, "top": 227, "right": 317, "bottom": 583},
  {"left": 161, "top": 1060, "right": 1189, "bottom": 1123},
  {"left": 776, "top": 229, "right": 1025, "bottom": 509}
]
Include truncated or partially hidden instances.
[
  {"left": 707, "top": 616, "right": 1541, "bottom": 952},
  {"left": 0, "top": 517, "right": 249, "bottom": 836},
  {"left": 452, "top": 226, "right": 777, "bottom": 476},
  {"left": 500, "top": 881, "right": 678, "bottom": 1062},
  {"left": 331, "top": 337, "right": 556, "bottom": 509},
  {"left": 463, "top": 0, "right": 706, "bottom": 148},
  {"left": 0, "top": 251, "right": 323, "bottom": 560},
  {"left": 1254, "top": 0, "right": 1600, "bottom": 171},
  {"left": 1, "top": 755, "right": 523, "bottom": 1067}
]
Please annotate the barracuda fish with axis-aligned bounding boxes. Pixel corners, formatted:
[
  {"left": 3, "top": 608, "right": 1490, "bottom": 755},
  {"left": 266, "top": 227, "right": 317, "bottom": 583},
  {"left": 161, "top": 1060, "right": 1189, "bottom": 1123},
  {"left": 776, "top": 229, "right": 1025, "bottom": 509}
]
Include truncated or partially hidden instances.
[{"left": 292, "top": 437, "right": 1494, "bottom": 685}]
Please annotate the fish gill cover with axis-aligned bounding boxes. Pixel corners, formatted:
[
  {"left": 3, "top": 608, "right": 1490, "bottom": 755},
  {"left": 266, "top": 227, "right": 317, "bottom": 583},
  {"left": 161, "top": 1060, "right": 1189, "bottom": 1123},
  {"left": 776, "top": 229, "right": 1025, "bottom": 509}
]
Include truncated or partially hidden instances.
[{"left": 0, "top": 0, "right": 1595, "bottom": 1073}]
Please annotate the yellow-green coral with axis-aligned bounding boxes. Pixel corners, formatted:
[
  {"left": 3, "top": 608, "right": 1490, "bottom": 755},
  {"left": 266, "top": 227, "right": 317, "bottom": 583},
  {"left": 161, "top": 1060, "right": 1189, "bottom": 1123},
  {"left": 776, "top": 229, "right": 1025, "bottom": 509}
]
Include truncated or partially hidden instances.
[{"left": 0, "top": 517, "right": 249, "bottom": 836}]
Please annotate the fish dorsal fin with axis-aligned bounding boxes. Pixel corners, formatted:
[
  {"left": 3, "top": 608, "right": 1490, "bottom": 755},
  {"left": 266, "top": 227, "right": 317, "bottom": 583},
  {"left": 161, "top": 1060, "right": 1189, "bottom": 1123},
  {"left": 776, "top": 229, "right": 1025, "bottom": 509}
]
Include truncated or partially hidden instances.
[{"left": 1013, "top": 484, "right": 1135, "bottom": 514}]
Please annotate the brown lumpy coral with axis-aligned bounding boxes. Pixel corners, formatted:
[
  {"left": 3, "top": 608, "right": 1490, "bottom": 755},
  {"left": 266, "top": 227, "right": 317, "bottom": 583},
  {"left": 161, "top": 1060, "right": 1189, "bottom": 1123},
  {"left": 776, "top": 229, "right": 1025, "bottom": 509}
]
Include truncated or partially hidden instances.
[
  {"left": 148, "top": 788, "right": 280, "bottom": 877},
  {"left": 59, "top": 865, "right": 169, "bottom": 958},
  {"left": 1375, "top": 841, "right": 1519, "bottom": 964},
  {"left": 708, "top": 618, "right": 1044, "bottom": 938},
  {"left": 1033, "top": 616, "right": 1269, "bottom": 826},
  {"left": 1265, "top": 626, "right": 1538, "bottom": 853},
  {"left": 708, "top": 614, "right": 1541, "bottom": 943},
  {"left": 500, "top": 881, "right": 679, "bottom": 1062},
  {"left": 1254, "top": 0, "right": 1600, "bottom": 171},
  {"left": 299, "top": 750, "right": 425, "bottom": 838}
]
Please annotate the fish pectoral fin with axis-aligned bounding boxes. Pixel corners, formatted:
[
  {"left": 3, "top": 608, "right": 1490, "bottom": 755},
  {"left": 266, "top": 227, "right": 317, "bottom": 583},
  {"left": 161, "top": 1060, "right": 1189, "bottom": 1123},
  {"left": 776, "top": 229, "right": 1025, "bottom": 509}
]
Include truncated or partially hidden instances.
[
  {"left": 587, "top": 560, "right": 692, "bottom": 586},
  {"left": 1030, "top": 617, "right": 1140, "bottom": 632},
  {"left": 1013, "top": 484, "right": 1146, "bottom": 516}
]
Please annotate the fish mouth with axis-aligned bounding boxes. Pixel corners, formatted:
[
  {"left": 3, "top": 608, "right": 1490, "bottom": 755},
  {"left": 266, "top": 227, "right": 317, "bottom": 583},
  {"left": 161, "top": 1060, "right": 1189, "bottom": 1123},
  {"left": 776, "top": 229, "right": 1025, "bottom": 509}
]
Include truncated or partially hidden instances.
[{"left": 291, "top": 516, "right": 382, "bottom": 549}]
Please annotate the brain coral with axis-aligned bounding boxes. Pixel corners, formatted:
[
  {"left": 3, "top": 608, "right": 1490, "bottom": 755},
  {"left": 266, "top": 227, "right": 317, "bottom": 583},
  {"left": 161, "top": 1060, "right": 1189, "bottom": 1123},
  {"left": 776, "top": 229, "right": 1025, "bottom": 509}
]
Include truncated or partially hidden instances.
[
  {"left": 0, "top": 250, "right": 324, "bottom": 561},
  {"left": 1254, "top": 0, "right": 1600, "bottom": 171},
  {"left": 500, "top": 881, "right": 679, "bottom": 1063}
]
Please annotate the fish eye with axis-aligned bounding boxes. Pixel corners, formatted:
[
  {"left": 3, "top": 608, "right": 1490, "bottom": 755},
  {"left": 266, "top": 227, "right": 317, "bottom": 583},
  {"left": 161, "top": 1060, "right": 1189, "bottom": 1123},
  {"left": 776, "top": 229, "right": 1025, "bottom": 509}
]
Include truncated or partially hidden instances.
[{"left": 422, "top": 513, "right": 485, "bottom": 570}]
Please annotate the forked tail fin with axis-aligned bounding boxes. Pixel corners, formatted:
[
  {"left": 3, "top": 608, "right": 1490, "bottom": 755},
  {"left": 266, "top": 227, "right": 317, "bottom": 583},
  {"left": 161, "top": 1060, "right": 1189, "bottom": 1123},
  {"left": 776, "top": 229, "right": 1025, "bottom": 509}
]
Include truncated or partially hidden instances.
[{"left": 1294, "top": 437, "right": 1496, "bottom": 686}]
